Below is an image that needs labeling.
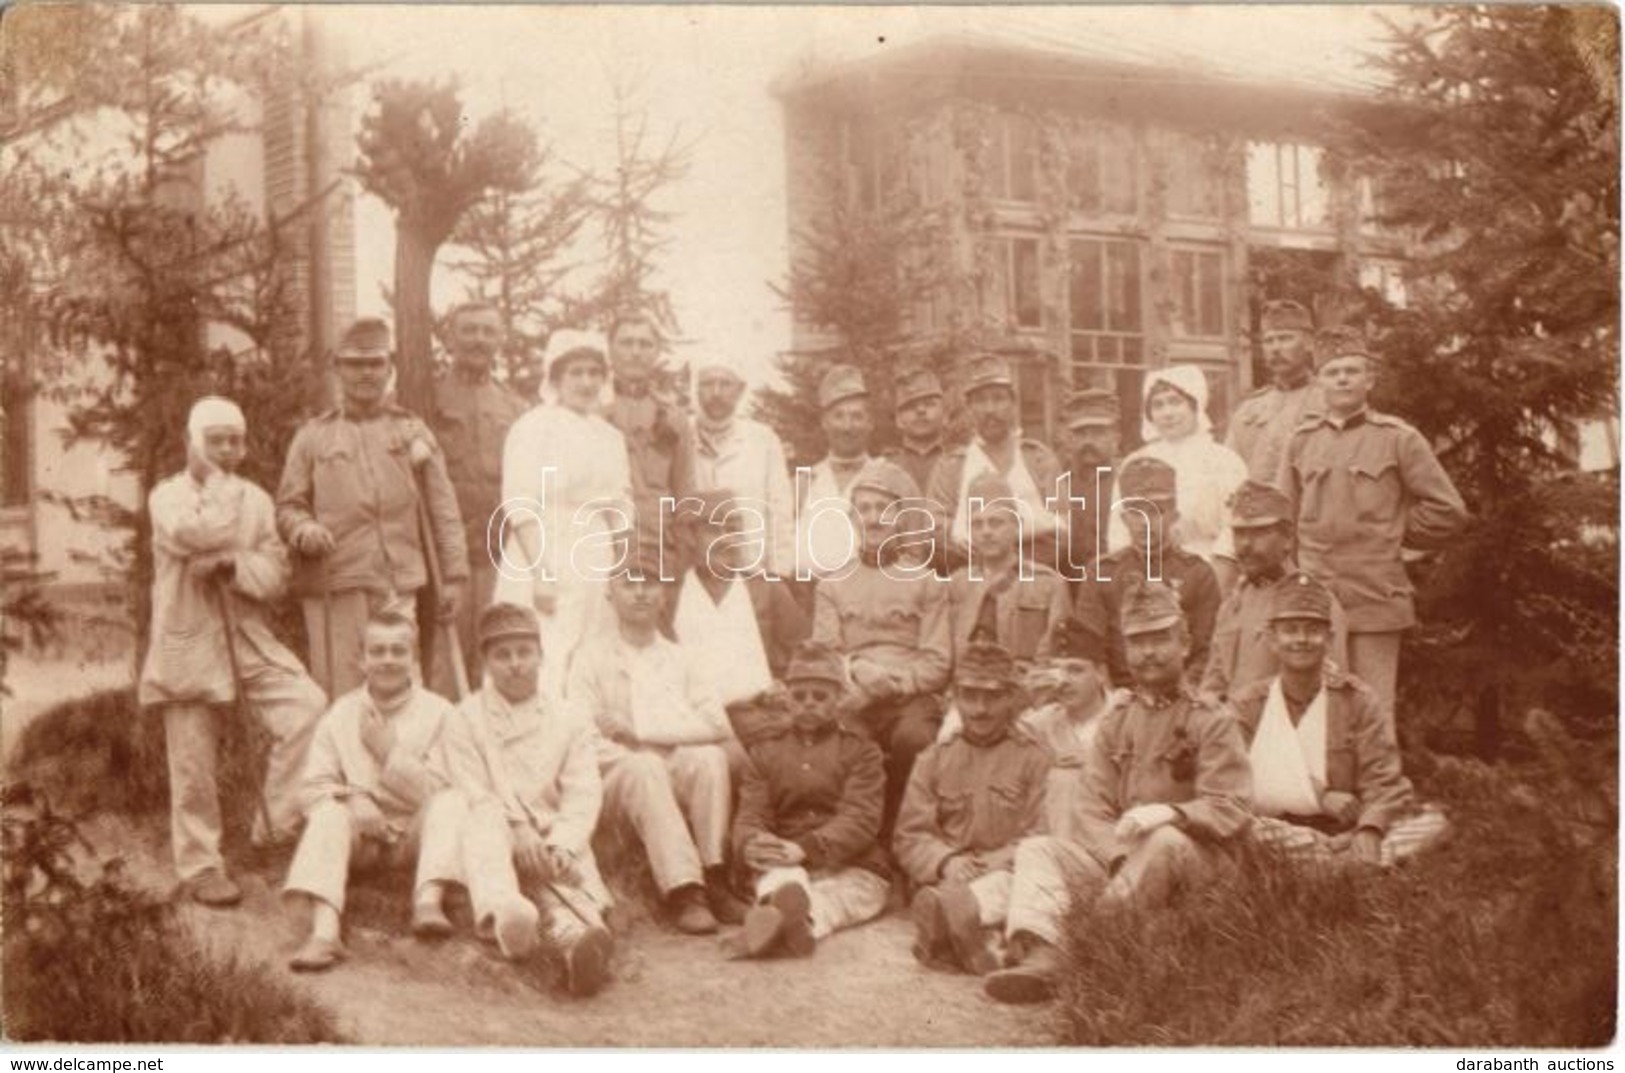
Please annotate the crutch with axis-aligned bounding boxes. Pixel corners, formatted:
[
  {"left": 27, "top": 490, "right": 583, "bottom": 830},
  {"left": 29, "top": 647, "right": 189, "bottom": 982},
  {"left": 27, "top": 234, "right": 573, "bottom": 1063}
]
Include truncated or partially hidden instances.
[
  {"left": 413, "top": 474, "right": 471, "bottom": 700},
  {"left": 214, "top": 578, "right": 275, "bottom": 841}
]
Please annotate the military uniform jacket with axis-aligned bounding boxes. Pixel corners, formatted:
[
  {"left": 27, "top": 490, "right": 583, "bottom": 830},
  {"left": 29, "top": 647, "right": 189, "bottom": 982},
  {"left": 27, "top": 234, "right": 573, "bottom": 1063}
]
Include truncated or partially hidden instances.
[
  {"left": 276, "top": 405, "right": 469, "bottom": 598},
  {"left": 1073, "top": 687, "right": 1251, "bottom": 869},
  {"left": 733, "top": 722, "right": 889, "bottom": 878},
  {"left": 812, "top": 559, "right": 952, "bottom": 698},
  {"left": 1230, "top": 671, "right": 1414, "bottom": 835},
  {"left": 1226, "top": 380, "right": 1325, "bottom": 482},
  {"left": 893, "top": 728, "right": 1050, "bottom": 886},
  {"left": 925, "top": 437, "right": 1067, "bottom": 568},
  {"left": 1199, "top": 567, "right": 1350, "bottom": 701},
  {"left": 431, "top": 373, "right": 528, "bottom": 568},
  {"left": 946, "top": 562, "right": 1071, "bottom": 663},
  {"left": 1280, "top": 408, "right": 1468, "bottom": 631},
  {"left": 885, "top": 440, "right": 945, "bottom": 502},
  {"left": 1073, "top": 544, "right": 1220, "bottom": 688}
]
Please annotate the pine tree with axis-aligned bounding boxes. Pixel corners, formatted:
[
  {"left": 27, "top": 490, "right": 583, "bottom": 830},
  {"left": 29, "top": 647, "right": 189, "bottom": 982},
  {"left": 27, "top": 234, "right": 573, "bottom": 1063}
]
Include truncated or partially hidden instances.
[{"left": 1336, "top": 7, "right": 1620, "bottom": 752}]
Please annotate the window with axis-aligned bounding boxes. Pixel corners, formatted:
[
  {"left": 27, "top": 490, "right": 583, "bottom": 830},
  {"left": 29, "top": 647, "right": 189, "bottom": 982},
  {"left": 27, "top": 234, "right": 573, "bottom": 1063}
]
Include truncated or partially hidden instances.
[
  {"left": 986, "top": 237, "right": 1044, "bottom": 330},
  {"left": 1066, "top": 123, "right": 1138, "bottom": 216},
  {"left": 1068, "top": 238, "right": 1144, "bottom": 368},
  {"left": 1168, "top": 247, "right": 1227, "bottom": 338},
  {"left": 1163, "top": 132, "right": 1224, "bottom": 219},
  {"left": 988, "top": 114, "right": 1039, "bottom": 203},
  {"left": 1247, "top": 142, "right": 1330, "bottom": 231},
  {"left": 843, "top": 115, "right": 901, "bottom": 212}
]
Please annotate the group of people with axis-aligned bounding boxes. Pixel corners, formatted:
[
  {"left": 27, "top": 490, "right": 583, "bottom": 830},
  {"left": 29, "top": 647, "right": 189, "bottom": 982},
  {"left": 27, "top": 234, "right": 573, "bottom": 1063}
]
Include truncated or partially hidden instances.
[{"left": 139, "top": 297, "right": 1467, "bottom": 1003}]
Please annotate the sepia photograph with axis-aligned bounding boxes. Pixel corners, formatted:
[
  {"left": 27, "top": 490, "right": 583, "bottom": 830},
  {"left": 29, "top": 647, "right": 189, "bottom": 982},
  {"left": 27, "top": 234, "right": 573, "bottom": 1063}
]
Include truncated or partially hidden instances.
[{"left": 0, "top": 1, "right": 1618, "bottom": 1051}]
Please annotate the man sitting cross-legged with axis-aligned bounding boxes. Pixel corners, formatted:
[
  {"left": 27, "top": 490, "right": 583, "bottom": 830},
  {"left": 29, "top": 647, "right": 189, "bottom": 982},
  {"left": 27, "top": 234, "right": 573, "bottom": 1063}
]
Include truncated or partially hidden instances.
[
  {"left": 566, "top": 551, "right": 744, "bottom": 935},
  {"left": 726, "top": 642, "right": 890, "bottom": 959},
  {"left": 1232, "top": 571, "right": 1449, "bottom": 868},
  {"left": 282, "top": 609, "right": 466, "bottom": 972},
  {"left": 443, "top": 603, "right": 615, "bottom": 996},
  {"left": 895, "top": 642, "right": 1050, "bottom": 979},
  {"left": 986, "top": 581, "right": 1251, "bottom": 1004}
]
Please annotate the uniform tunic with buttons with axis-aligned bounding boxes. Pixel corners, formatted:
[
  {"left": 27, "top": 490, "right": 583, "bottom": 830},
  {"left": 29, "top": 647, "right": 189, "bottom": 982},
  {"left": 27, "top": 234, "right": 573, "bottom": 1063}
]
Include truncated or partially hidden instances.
[
  {"left": 893, "top": 728, "right": 1050, "bottom": 887},
  {"left": 1072, "top": 686, "right": 1251, "bottom": 870},
  {"left": 812, "top": 561, "right": 951, "bottom": 698},
  {"left": 947, "top": 562, "right": 1071, "bottom": 663},
  {"left": 733, "top": 722, "right": 889, "bottom": 879},
  {"left": 431, "top": 372, "right": 528, "bottom": 570},
  {"left": 1226, "top": 381, "right": 1325, "bottom": 483},
  {"left": 1280, "top": 409, "right": 1468, "bottom": 632},
  {"left": 1073, "top": 544, "right": 1220, "bottom": 688},
  {"left": 1200, "top": 567, "right": 1350, "bottom": 701},
  {"left": 885, "top": 440, "right": 945, "bottom": 502}
]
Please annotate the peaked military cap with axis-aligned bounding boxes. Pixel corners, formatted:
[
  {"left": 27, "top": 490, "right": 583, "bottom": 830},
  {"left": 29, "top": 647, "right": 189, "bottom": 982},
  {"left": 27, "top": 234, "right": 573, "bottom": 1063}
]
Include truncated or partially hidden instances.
[
  {"left": 1314, "top": 325, "right": 1374, "bottom": 368},
  {"left": 1066, "top": 388, "right": 1119, "bottom": 430},
  {"left": 1230, "top": 479, "right": 1294, "bottom": 530},
  {"left": 1261, "top": 300, "right": 1314, "bottom": 334},
  {"left": 894, "top": 366, "right": 944, "bottom": 409},
  {"left": 1120, "top": 580, "right": 1185, "bottom": 637},
  {"left": 478, "top": 602, "right": 541, "bottom": 650},
  {"left": 784, "top": 641, "right": 846, "bottom": 686},
  {"left": 1117, "top": 456, "right": 1178, "bottom": 503},
  {"left": 850, "top": 458, "right": 920, "bottom": 503},
  {"left": 818, "top": 364, "right": 869, "bottom": 410},
  {"left": 963, "top": 352, "right": 1016, "bottom": 394},
  {"left": 336, "top": 317, "right": 392, "bottom": 357},
  {"left": 956, "top": 640, "right": 1019, "bottom": 689},
  {"left": 1269, "top": 570, "right": 1333, "bottom": 623}
]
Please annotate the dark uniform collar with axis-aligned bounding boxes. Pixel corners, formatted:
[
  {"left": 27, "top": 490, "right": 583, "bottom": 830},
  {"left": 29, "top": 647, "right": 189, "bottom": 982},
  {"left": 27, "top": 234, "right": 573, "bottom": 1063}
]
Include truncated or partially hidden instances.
[{"left": 1324, "top": 407, "right": 1370, "bottom": 431}]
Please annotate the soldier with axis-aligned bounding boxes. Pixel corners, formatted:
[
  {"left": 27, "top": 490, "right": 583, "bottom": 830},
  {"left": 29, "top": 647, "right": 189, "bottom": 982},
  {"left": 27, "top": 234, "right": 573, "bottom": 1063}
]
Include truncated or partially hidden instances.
[
  {"left": 727, "top": 642, "right": 890, "bottom": 959},
  {"left": 141, "top": 397, "right": 327, "bottom": 906},
  {"left": 1231, "top": 572, "right": 1449, "bottom": 867},
  {"left": 812, "top": 459, "right": 950, "bottom": 836},
  {"left": 885, "top": 366, "right": 947, "bottom": 497},
  {"left": 277, "top": 317, "right": 468, "bottom": 699},
  {"left": 926, "top": 352, "right": 1067, "bottom": 576},
  {"left": 282, "top": 610, "right": 466, "bottom": 972},
  {"left": 565, "top": 553, "right": 743, "bottom": 935},
  {"left": 1073, "top": 456, "right": 1220, "bottom": 688},
  {"left": 946, "top": 471, "right": 1071, "bottom": 664},
  {"left": 896, "top": 641, "right": 1050, "bottom": 978},
  {"left": 443, "top": 603, "right": 615, "bottom": 996},
  {"left": 1057, "top": 387, "right": 1121, "bottom": 583},
  {"left": 795, "top": 364, "right": 875, "bottom": 583},
  {"left": 604, "top": 312, "right": 693, "bottom": 559},
  {"left": 1279, "top": 328, "right": 1469, "bottom": 722},
  {"left": 1227, "top": 299, "right": 1325, "bottom": 481},
  {"left": 1199, "top": 479, "right": 1348, "bottom": 703},
  {"left": 430, "top": 301, "right": 529, "bottom": 675},
  {"left": 686, "top": 357, "right": 797, "bottom": 580},
  {"left": 986, "top": 582, "right": 1252, "bottom": 1004}
]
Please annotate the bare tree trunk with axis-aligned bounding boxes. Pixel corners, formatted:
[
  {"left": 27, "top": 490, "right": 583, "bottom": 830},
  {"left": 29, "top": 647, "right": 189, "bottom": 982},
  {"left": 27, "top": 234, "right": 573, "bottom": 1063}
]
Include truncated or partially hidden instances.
[{"left": 394, "top": 222, "right": 437, "bottom": 415}]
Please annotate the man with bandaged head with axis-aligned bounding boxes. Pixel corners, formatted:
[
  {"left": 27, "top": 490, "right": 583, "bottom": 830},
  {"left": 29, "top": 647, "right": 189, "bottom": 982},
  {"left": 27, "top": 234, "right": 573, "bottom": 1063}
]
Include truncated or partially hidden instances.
[
  {"left": 277, "top": 317, "right": 469, "bottom": 699},
  {"left": 141, "top": 397, "right": 327, "bottom": 907}
]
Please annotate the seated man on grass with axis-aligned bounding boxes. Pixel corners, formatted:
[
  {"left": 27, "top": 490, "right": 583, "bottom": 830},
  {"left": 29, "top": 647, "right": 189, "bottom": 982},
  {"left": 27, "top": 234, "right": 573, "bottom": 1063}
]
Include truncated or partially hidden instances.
[
  {"left": 282, "top": 609, "right": 465, "bottom": 972},
  {"left": 1232, "top": 571, "right": 1449, "bottom": 867},
  {"left": 443, "top": 602, "right": 615, "bottom": 997},
  {"left": 986, "top": 582, "right": 1252, "bottom": 1004},
  {"left": 726, "top": 641, "right": 890, "bottom": 959},
  {"left": 566, "top": 550, "right": 744, "bottom": 935},
  {"left": 895, "top": 641, "right": 1050, "bottom": 980}
]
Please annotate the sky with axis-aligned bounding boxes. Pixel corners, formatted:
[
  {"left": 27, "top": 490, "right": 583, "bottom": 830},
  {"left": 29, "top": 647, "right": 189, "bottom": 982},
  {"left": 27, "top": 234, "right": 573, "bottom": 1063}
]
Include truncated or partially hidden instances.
[{"left": 299, "top": 4, "right": 1407, "bottom": 387}]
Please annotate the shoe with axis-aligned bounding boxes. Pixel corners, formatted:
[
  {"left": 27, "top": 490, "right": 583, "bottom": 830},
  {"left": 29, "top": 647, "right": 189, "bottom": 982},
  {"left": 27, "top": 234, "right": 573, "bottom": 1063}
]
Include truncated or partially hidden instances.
[
  {"left": 704, "top": 869, "right": 748, "bottom": 926},
  {"left": 566, "top": 926, "right": 614, "bottom": 997},
  {"left": 771, "top": 882, "right": 815, "bottom": 958},
  {"left": 738, "top": 903, "right": 786, "bottom": 959},
  {"left": 667, "top": 885, "right": 719, "bottom": 935},
  {"left": 188, "top": 869, "right": 242, "bottom": 909},
  {"left": 940, "top": 883, "right": 997, "bottom": 975},
  {"left": 493, "top": 897, "right": 540, "bottom": 961},
  {"left": 288, "top": 935, "right": 345, "bottom": 973},
  {"left": 984, "top": 939, "right": 1066, "bottom": 1004},
  {"left": 910, "top": 887, "right": 951, "bottom": 967},
  {"left": 410, "top": 897, "right": 454, "bottom": 940}
]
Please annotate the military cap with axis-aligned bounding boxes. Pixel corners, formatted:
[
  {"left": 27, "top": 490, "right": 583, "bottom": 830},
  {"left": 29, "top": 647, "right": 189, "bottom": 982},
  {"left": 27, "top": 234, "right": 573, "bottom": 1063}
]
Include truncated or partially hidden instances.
[
  {"left": 818, "top": 364, "right": 869, "bottom": 410},
  {"left": 1314, "top": 325, "right": 1374, "bottom": 368},
  {"left": 956, "top": 640, "right": 1020, "bottom": 689},
  {"left": 784, "top": 641, "right": 846, "bottom": 686},
  {"left": 1269, "top": 571, "right": 1333, "bottom": 623},
  {"left": 336, "top": 317, "right": 392, "bottom": 358},
  {"left": 1066, "top": 388, "right": 1119, "bottom": 430},
  {"left": 1117, "top": 456, "right": 1178, "bottom": 503},
  {"left": 1120, "top": 580, "right": 1184, "bottom": 637},
  {"left": 963, "top": 352, "right": 1016, "bottom": 395},
  {"left": 850, "top": 458, "right": 920, "bottom": 503},
  {"left": 894, "top": 367, "right": 944, "bottom": 409},
  {"left": 1261, "top": 300, "right": 1314, "bottom": 334},
  {"left": 545, "top": 328, "right": 608, "bottom": 381},
  {"left": 478, "top": 602, "right": 541, "bottom": 650},
  {"left": 1229, "top": 479, "right": 1294, "bottom": 530}
]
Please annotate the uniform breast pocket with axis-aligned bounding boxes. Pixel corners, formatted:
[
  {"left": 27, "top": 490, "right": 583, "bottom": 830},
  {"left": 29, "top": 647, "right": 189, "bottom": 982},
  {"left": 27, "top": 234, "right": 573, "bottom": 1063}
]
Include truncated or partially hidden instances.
[
  {"left": 1296, "top": 466, "right": 1332, "bottom": 525},
  {"left": 1349, "top": 459, "right": 1400, "bottom": 523},
  {"left": 987, "top": 781, "right": 1029, "bottom": 828},
  {"left": 313, "top": 444, "right": 359, "bottom": 512}
]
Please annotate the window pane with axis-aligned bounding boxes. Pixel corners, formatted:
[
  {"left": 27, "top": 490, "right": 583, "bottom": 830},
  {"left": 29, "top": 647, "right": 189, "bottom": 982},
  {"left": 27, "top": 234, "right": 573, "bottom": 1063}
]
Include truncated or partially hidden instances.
[
  {"left": 1297, "top": 145, "right": 1329, "bottom": 229},
  {"left": 1198, "top": 251, "right": 1224, "bottom": 335},
  {"left": 1008, "top": 115, "right": 1038, "bottom": 203},
  {"left": 986, "top": 240, "right": 1011, "bottom": 325},
  {"left": 1070, "top": 240, "right": 1103, "bottom": 329},
  {"left": 1106, "top": 242, "right": 1141, "bottom": 332},
  {"left": 1121, "top": 336, "right": 1143, "bottom": 366},
  {"left": 1067, "top": 137, "right": 1101, "bottom": 214},
  {"left": 1011, "top": 238, "right": 1042, "bottom": 328},
  {"left": 1246, "top": 141, "right": 1281, "bottom": 226},
  {"left": 1170, "top": 250, "right": 1194, "bottom": 336}
]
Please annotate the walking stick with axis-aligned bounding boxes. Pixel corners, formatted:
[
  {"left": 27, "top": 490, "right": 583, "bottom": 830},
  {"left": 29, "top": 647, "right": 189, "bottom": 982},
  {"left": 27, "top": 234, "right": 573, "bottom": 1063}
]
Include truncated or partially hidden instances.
[
  {"left": 214, "top": 578, "right": 275, "bottom": 841},
  {"left": 409, "top": 450, "right": 471, "bottom": 700},
  {"left": 320, "top": 556, "right": 336, "bottom": 697}
]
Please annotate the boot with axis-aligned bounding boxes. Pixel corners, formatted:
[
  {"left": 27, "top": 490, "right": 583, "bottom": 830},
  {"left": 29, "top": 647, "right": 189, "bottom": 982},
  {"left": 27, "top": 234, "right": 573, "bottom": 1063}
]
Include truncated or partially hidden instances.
[
  {"left": 704, "top": 866, "right": 747, "bottom": 926},
  {"left": 565, "top": 926, "right": 614, "bottom": 997},
  {"left": 410, "top": 887, "right": 454, "bottom": 940},
  {"left": 667, "top": 884, "right": 719, "bottom": 935},
  {"left": 910, "top": 887, "right": 952, "bottom": 968},
  {"left": 985, "top": 933, "right": 1066, "bottom": 1004},
  {"left": 188, "top": 868, "right": 242, "bottom": 909},
  {"left": 492, "top": 896, "right": 540, "bottom": 961},
  {"left": 939, "top": 882, "right": 997, "bottom": 975}
]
